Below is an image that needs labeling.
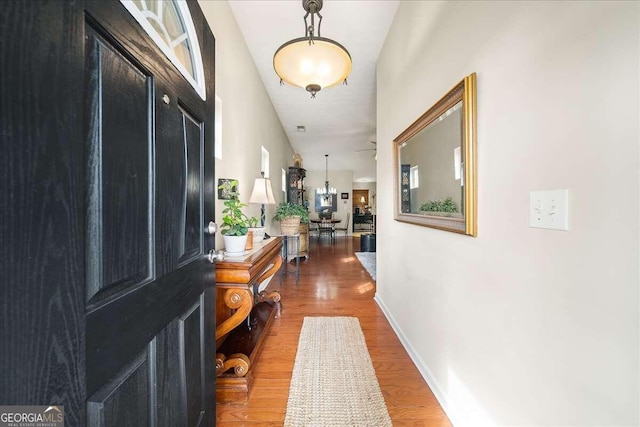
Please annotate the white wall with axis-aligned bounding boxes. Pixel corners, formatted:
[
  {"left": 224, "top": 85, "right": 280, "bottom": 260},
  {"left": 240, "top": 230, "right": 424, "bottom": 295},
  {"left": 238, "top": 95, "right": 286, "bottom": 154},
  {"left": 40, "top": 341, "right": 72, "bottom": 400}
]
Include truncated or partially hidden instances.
[
  {"left": 376, "top": 1, "right": 639, "bottom": 426},
  {"left": 198, "top": 1, "right": 294, "bottom": 248}
]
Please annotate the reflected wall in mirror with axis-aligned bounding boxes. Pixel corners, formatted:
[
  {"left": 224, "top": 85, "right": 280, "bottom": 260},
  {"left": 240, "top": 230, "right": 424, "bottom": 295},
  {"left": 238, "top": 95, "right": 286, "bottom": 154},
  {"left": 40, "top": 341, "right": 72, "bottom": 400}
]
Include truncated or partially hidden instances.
[{"left": 393, "top": 73, "right": 477, "bottom": 236}]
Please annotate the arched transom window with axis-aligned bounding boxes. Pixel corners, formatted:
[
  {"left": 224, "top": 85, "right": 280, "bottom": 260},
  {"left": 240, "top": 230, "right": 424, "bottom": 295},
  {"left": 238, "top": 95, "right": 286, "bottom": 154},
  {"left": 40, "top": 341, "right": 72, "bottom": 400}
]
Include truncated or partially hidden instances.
[{"left": 121, "top": 0, "right": 206, "bottom": 100}]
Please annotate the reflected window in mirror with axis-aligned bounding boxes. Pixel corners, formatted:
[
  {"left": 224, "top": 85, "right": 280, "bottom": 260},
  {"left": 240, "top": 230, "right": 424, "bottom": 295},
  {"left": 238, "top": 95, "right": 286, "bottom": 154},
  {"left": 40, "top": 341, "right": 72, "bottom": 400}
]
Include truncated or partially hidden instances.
[{"left": 410, "top": 166, "right": 419, "bottom": 189}]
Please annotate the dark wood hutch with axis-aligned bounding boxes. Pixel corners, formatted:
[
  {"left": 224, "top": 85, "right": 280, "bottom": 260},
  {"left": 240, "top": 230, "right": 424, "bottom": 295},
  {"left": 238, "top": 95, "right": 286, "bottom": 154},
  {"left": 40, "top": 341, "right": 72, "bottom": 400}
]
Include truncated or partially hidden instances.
[{"left": 286, "top": 166, "right": 309, "bottom": 258}]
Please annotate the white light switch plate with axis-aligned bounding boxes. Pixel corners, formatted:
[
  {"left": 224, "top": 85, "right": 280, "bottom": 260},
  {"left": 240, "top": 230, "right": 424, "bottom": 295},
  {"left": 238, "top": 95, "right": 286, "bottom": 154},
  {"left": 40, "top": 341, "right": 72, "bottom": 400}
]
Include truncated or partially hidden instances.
[{"left": 529, "top": 190, "right": 569, "bottom": 231}]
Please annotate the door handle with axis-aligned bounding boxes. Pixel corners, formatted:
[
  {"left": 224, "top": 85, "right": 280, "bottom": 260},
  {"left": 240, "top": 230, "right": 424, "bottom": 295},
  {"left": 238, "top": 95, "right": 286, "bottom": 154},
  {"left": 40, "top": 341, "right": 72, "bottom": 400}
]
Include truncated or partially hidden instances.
[
  {"left": 206, "top": 221, "right": 218, "bottom": 235},
  {"left": 208, "top": 249, "right": 224, "bottom": 264}
]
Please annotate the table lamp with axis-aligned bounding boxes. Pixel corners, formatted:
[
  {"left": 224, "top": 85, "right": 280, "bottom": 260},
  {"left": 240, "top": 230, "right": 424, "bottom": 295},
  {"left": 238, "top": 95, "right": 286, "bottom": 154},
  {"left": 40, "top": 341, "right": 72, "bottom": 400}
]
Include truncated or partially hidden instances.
[{"left": 249, "top": 172, "right": 276, "bottom": 226}]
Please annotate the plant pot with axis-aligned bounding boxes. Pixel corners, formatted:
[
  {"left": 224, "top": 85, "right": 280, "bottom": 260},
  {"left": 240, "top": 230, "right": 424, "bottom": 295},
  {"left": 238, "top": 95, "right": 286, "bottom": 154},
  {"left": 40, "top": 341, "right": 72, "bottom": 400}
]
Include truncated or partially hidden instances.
[
  {"left": 248, "top": 226, "right": 266, "bottom": 243},
  {"left": 280, "top": 216, "right": 301, "bottom": 236},
  {"left": 223, "top": 234, "right": 248, "bottom": 254}
]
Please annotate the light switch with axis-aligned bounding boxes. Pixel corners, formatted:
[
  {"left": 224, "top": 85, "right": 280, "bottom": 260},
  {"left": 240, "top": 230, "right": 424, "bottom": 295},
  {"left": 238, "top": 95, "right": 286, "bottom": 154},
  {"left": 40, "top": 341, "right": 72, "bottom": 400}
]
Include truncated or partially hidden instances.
[{"left": 529, "top": 190, "right": 569, "bottom": 231}]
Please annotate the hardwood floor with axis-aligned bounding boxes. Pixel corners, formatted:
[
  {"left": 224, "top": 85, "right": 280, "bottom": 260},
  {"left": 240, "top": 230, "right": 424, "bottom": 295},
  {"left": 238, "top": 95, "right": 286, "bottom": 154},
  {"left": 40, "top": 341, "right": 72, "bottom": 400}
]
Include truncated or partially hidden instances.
[{"left": 216, "top": 236, "right": 451, "bottom": 426}]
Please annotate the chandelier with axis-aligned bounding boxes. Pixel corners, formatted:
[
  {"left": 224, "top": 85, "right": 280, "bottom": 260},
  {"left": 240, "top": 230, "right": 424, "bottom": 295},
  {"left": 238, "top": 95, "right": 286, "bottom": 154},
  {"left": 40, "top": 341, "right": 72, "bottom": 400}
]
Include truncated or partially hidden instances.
[
  {"left": 317, "top": 154, "right": 337, "bottom": 199},
  {"left": 273, "top": 0, "right": 352, "bottom": 98}
]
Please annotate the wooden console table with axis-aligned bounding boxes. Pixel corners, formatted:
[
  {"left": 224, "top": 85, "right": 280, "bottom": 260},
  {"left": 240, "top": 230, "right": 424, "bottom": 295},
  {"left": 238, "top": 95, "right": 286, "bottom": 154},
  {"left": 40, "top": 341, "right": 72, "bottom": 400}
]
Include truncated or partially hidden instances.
[{"left": 215, "top": 237, "right": 283, "bottom": 404}]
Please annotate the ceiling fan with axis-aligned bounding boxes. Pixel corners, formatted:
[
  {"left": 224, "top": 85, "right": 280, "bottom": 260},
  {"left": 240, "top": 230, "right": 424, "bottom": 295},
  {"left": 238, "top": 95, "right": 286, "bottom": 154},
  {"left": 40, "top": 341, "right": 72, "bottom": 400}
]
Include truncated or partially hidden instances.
[{"left": 356, "top": 141, "right": 377, "bottom": 159}]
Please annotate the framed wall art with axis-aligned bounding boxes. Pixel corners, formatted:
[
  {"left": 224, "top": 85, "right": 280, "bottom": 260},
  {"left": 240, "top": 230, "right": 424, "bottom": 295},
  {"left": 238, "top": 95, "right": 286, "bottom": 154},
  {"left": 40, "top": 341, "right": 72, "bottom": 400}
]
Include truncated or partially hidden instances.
[{"left": 217, "top": 178, "right": 238, "bottom": 200}]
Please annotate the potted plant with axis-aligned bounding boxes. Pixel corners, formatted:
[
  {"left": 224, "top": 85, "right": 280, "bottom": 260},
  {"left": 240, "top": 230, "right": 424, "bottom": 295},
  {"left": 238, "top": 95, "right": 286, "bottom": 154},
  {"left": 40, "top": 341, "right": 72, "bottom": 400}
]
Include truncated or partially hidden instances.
[
  {"left": 218, "top": 180, "right": 250, "bottom": 253},
  {"left": 419, "top": 197, "right": 460, "bottom": 218},
  {"left": 273, "top": 202, "right": 308, "bottom": 235},
  {"left": 247, "top": 216, "right": 266, "bottom": 243}
]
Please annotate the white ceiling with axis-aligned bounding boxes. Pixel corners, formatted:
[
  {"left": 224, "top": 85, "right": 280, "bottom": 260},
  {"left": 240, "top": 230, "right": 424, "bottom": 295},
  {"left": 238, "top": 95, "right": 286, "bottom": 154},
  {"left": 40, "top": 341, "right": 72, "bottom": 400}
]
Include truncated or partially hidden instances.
[{"left": 228, "top": 0, "right": 399, "bottom": 182}]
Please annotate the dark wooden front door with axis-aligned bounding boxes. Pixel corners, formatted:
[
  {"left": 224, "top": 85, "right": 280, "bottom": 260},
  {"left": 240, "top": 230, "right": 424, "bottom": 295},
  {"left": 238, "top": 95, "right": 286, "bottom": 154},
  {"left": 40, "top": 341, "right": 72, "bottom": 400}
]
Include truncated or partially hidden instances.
[{"left": 1, "top": 1, "right": 216, "bottom": 425}]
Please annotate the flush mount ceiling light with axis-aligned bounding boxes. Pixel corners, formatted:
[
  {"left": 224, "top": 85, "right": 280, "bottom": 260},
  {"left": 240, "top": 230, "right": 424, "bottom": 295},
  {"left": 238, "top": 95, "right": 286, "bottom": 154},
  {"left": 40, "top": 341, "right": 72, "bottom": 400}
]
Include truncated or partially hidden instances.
[{"left": 273, "top": 0, "right": 352, "bottom": 98}]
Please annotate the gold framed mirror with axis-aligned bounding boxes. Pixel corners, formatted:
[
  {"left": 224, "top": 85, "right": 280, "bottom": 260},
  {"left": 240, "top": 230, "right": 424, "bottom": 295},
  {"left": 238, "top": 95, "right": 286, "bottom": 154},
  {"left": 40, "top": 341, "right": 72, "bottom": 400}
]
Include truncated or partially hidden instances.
[{"left": 393, "top": 73, "right": 477, "bottom": 236}]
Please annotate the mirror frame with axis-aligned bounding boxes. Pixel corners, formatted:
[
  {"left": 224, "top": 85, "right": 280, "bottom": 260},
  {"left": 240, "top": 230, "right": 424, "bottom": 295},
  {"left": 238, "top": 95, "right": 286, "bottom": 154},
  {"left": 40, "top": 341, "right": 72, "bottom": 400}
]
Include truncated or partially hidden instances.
[{"left": 393, "top": 73, "right": 477, "bottom": 236}]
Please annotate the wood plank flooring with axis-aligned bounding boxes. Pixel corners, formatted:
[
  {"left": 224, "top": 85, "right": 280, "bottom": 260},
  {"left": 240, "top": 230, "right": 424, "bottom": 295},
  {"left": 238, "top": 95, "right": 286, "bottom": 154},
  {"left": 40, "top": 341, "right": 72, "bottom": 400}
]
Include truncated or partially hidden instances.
[{"left": 216, "top": 236, "right": 451, "bottom": 426}]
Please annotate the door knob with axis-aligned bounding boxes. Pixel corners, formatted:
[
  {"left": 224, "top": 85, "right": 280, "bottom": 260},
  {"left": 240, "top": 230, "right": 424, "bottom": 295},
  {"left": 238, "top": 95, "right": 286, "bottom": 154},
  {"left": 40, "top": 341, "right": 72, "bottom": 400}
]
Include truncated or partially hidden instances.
[
  {"left": 206, "top": 221, "right": 218, "bottom": 235},
  {"left": 208, "top": 249, "right": 224, "bottom": 263}
]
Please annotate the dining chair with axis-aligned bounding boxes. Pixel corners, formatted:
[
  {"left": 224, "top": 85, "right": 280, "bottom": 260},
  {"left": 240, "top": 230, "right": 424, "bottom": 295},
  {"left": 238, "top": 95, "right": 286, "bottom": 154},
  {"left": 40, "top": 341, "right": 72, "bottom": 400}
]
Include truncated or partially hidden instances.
[
  {"left": 334, "top": 213, "right": 350, "bottom": 238},
  {"left": 308, "top": 220, "right": 319, "bottom": 237},
  {"left": 317, "top": 218, "right": 335, "bottom": 243}
]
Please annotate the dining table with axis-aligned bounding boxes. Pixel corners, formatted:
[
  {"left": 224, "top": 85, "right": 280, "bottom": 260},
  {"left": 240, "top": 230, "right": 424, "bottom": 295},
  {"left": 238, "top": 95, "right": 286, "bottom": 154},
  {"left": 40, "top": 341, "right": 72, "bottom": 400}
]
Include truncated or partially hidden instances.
[
  {"left": 309, "top": 218, "right": 342, "bottom": 243},
  {"left": 309, "top": 218, "right": 342, "bottom": 224}
]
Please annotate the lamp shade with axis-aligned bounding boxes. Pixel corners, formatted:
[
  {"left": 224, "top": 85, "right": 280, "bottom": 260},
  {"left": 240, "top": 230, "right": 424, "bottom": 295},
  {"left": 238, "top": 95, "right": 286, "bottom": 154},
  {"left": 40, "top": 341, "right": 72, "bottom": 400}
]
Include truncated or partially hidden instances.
[
  {"left": 273, "top": 37, "right": 352, "bottom": 93},
  {"left": 249, "top": 177, "right": 276, "bottom": 205}
]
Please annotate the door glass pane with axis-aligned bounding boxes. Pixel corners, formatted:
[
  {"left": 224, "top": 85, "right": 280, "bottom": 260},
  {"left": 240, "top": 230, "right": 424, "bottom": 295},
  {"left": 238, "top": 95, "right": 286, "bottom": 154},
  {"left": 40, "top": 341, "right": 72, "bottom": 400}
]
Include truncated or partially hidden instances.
[{"left": 121, "top": 0, "right": 206, "bottom": 100}]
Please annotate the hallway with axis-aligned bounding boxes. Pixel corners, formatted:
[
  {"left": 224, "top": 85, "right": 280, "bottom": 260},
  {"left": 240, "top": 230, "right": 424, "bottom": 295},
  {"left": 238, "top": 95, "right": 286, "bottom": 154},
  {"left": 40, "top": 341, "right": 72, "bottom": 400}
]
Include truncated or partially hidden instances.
[{"left": 216, "top": 236, "right": 451, "bottom": 426}]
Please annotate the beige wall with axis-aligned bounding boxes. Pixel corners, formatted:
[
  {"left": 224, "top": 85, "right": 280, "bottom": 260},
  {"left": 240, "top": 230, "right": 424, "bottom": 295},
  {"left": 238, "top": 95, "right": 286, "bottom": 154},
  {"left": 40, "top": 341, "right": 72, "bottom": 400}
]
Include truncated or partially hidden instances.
[
  {"left": 199, "top": 1, "right": 294, "bottom": 248},
  {"left": 377, "top": 1, "right": 639, "bottom": 425}
]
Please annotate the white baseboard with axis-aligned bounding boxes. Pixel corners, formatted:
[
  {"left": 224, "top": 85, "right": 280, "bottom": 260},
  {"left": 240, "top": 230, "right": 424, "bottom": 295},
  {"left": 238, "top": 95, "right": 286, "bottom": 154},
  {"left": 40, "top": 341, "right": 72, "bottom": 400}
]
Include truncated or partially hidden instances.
[{"left": 374, "top": 293, "right": 459, "bottom": 427}]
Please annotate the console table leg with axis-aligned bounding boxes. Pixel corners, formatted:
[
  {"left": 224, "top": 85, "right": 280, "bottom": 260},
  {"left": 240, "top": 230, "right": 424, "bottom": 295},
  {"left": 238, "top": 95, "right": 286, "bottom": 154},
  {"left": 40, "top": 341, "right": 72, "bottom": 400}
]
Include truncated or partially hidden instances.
[
  {"left": 215, "top": 288, "right": 253, "bottom": 340},
  {"left": 258, "top": 290, "right": 281, "bottom": 318},
  {"left": 216, "top": 352, "right": 250, "bottom": 377}
]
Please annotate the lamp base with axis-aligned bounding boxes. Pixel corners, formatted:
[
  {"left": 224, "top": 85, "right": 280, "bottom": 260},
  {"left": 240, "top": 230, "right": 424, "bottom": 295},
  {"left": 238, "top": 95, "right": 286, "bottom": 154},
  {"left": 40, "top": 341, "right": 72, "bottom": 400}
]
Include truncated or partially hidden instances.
[{"left": 260, "top": 204, "right": 266, "bottom": 227}]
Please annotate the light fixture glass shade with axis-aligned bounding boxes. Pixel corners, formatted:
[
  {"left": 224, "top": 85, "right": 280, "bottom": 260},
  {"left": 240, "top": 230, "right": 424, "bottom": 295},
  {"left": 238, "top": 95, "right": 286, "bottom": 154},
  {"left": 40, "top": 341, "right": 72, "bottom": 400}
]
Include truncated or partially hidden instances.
[
  {"left": 317, "top": 186, "right": 337, "bottom": 195},
  {"left": 249, "top": 177, "right": 276, "bottom": 205},
  {"left": 274, "top": 37, "right": 352, "bottom": 93}
]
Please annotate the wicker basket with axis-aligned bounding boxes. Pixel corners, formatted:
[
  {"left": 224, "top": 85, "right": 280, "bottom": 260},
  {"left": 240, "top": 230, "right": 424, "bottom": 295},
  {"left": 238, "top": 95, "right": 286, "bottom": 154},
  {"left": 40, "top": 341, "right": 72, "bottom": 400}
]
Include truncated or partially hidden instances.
[{"left": 280, "top": 216, "right": 301, "bottom": 236}]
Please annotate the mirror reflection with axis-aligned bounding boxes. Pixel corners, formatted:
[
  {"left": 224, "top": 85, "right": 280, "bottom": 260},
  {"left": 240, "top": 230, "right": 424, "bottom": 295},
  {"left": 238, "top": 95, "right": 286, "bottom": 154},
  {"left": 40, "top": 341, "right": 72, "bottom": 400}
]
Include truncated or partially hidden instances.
[
  {"left": 400, "top": 101, "right": 463, "bottom": 218},
  {"left": 393, "top": 73, "right": 476, "bottom": 236}
]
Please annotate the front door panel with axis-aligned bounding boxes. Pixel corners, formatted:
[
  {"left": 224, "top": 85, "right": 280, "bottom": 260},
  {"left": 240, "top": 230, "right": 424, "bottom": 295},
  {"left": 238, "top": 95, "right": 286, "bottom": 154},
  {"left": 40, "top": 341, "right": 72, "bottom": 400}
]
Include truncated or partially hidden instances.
[
  {"left": 85, "top": 25, "right": 153, "bottom": 304},
  {"left": 84, "top": 1, "right": 216, "bottom": 425},
  {"left": 0, "top": 1, "right": 216, "bottom": 425},
  {"left": 87, "top": 349, "right": 150, "bottom": 426},
  {"left": 180, "top": 109, "right": 204, "bottom": 264}
]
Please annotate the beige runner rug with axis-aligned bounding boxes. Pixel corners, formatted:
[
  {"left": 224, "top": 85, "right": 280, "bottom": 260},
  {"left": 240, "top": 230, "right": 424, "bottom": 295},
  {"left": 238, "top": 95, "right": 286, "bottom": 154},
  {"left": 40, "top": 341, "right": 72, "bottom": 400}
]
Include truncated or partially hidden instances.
[{"left": 284, "top": 317, "right": 392, "bottom": 427}]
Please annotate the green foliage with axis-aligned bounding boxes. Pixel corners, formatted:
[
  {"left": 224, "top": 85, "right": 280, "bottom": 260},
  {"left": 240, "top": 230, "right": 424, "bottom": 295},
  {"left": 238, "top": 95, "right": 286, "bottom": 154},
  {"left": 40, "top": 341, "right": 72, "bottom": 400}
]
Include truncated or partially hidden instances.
[
  {"left": 272, "top": 202, "right": 309, "bottom": 224},
  {"left": 247, "top": 216, "right": 260, "bottom": 228},
  {"left": 318, "top": 209, "right": 332, "bottom": 220},
  {"left": 419, "top": 197, "right": 459, "bottom": 216},
  {"left": 218, "top": 180, "right": 249, "bottom": 236}
]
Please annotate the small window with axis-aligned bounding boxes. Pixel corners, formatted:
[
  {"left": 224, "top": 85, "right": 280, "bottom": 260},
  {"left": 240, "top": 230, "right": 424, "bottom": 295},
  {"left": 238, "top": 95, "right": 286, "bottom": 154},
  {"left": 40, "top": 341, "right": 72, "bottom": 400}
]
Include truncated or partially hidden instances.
[
  {"left": 261, "top": 146, "right": 270, "bottom": 178},
  {"left": 282, "top": 168, "right": 287, "bottom": 199},
  {"left": 120, "top": 0, "right": 206, "bottom": 100},
  {"left": 410, "top": 165, "right": 419, "bottom": 189},
  {"left": 214, "top": 95, "right": 222, "bottom": 160}
]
